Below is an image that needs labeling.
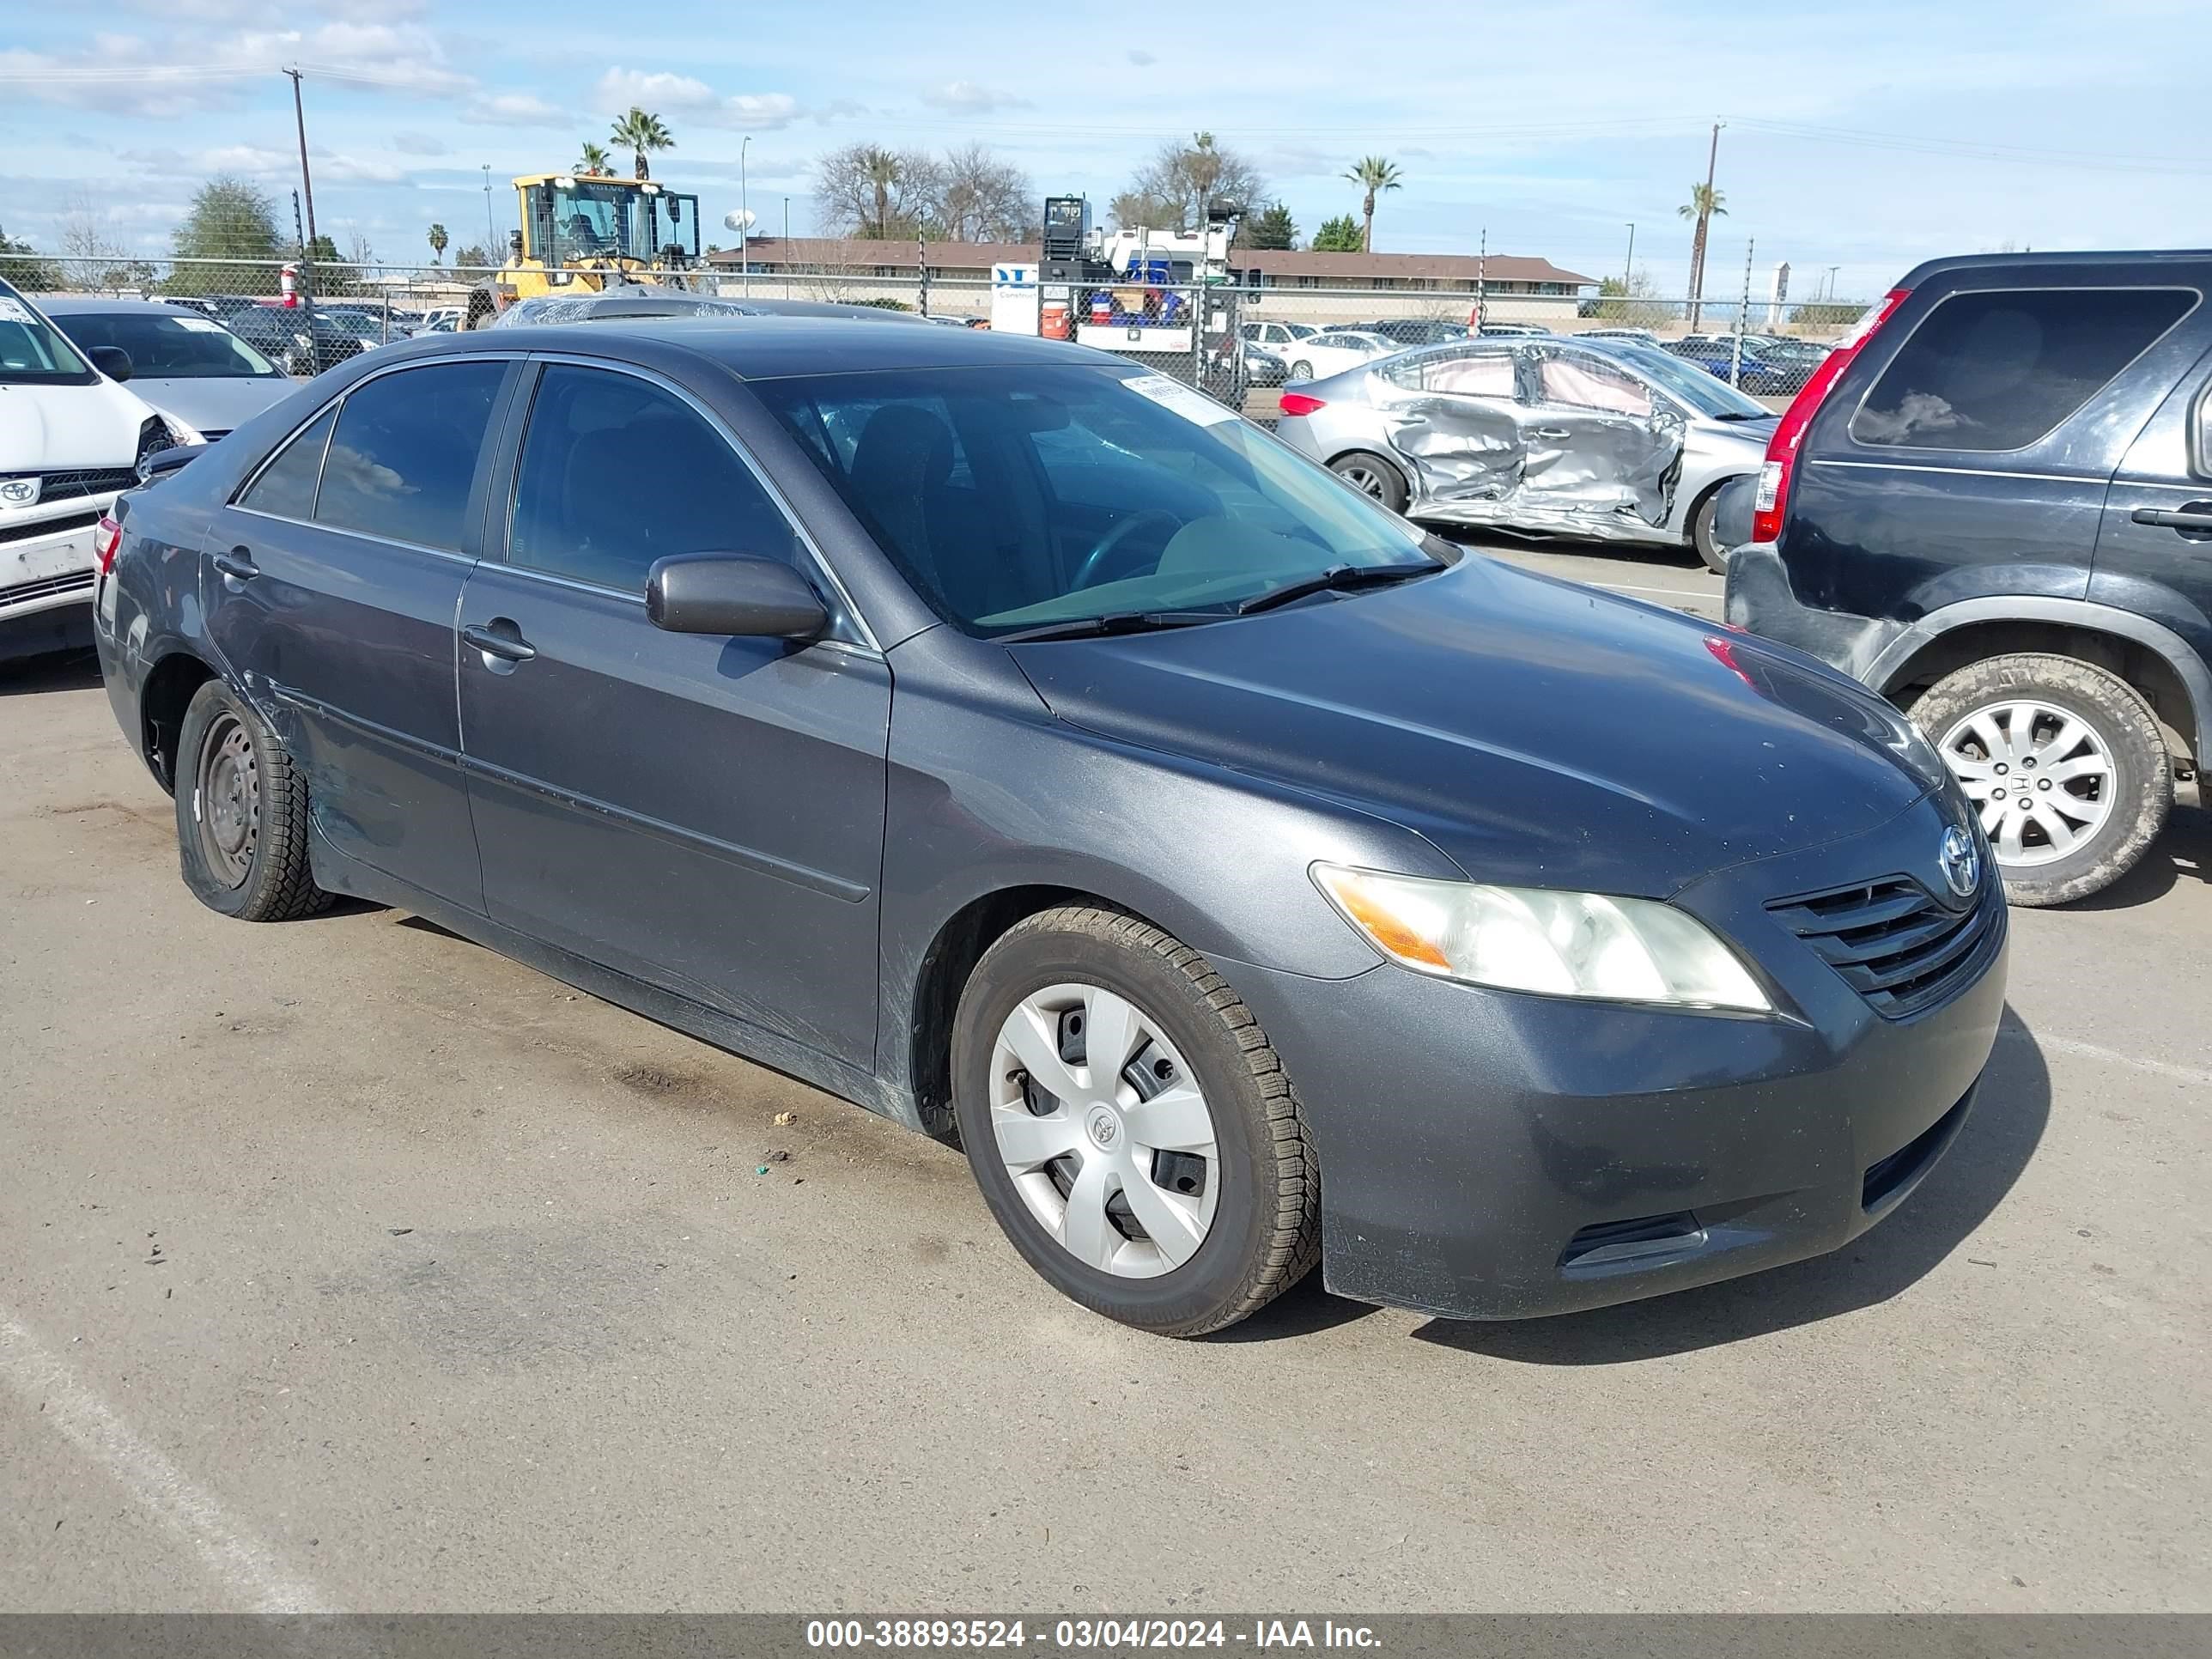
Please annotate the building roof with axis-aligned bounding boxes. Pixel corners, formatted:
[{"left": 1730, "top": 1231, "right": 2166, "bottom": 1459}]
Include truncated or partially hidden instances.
[{"left": 705, "top": 238, "right": 1596, "bottom": 286}]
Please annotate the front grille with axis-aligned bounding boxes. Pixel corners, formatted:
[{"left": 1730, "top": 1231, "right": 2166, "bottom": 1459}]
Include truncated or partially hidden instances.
[
  {"left": 0, "top": 568, "right": 94, "bottom": 608},
  {"left": 0, "top": 507, "right": 101, "bottom": 546},
  {"left": 19, "top": 468, "right": 136, "bottom": 504},
  {"left": 1768, "top": 875, "right": 2001, "bottom": 1019}
]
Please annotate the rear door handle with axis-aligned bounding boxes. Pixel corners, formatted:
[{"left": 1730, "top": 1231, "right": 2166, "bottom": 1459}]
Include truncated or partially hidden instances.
[
  {"left": 2130, "top": 505, "right": 2212, "bottom": 532},
  {"left": 210, "top": 547, "right": 258, "bottom": 582},
  {"left": 461, "top": 619, "right": 537, "bottom": 665},
  {"left": 1530, "top": 427, "right": 1572, "bottom": 440}
]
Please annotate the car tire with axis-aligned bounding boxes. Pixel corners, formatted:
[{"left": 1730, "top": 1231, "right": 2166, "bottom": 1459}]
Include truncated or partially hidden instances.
[
  {"left": 1290, "top": 360, "right": 1314, "bottom": 380},
  {"left": 951, "top": 906, "right": 1322, "bottom": 1337},
  {"left": 1912, "top": 653, "right": 2171, "bottom": 908},
  {"left": 1328, "top": 451, "right": 1410, "bottom": 514},
  {"left": 1689, "top": 485, "right": 1730, "bottom": 574},
  {"left": 174, "top": 679, "right": 331, "bottom": 922}
]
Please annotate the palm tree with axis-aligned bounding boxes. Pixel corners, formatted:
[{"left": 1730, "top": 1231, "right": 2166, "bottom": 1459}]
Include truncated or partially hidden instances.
[
  {"left": 1343, "top": 155, "right": 1402, "bottom": 252},
  {"left": 425, "top": 222, "right": 447, "bottom": 266},
  {"left": 608, "top": 109, "right": 673, "bottom": 181},
  {"left": 1680, "top": 182, "right": 1728, "bottom": 322},
  {"left": 575, "top": 141, "right": 613, "bottom": 179},
  {"left": 860, "top": 146, "right": 902, "bottom": 239}
]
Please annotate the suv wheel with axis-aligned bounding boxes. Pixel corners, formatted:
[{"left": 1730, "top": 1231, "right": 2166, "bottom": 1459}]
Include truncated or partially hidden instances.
[
  {"left": 951, "top": 907, "right": 1321, "bottom": 1336},
  {"left": 174, "top": 679, "right": 331, "bottom": 921},
  {"left": 1914, "top": 653, "right": 2171, "bottom": 907}
]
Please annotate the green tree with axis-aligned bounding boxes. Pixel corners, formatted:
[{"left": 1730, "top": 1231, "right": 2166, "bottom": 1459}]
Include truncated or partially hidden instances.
[
  {"left": 1235, "top": 202, "right": 1297, "bottom": 251},
  {"left": 609, "top": 108, "right": 674, "bottom": 180},
  {"left": 1788, "top": 299, "right": 1863, "bottom": 329},
  {"left": 1311, "top": 215, "right": 1363, "bottom": 253},
  {"left": 1679, "top": 181, "right": 1727, "bottom": 321},
  {"left": 426, "top": 222, "right": 448, "bottom": 265},
  {"left": 1342, "top": 155, "right": 1402, "bottom": 252},
  {"left": 1123, "top": 131, "right": 1266, "bottom": 230},
  {"left": 576, "top": 141, "right": 613, "bottom": 178},
  {"left": 450, "top": 243, "right": 493, "bottom": 270},
  {"left": 1588, "top": 269, "right": 1673, "bottom": 325},
  {"left": 0, "top": 224, "right": 63, "bottom": 290},
  {"left": 168, "top": 175, "right": 283, "bottom": 296}
]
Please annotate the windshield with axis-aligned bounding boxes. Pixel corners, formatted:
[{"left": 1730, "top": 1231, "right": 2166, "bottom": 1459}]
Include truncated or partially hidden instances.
[
  {"left": 0, "top": 282, "right": 98, "bottom": 386},
  {"left": 1611, "top": 343, "right": 1771, "bottom": 418},
  {"left": 53, "top": 309, "right": 281, "bottom": 379},
  {"left": 752, "top": 364, "right": 1434, "bottom": 636},
  {"left": 529, "top": 181, "right": 702, "bottom": 265}
]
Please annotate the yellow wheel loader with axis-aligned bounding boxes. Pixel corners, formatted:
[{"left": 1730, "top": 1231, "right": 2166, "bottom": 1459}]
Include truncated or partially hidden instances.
[{"left": 463, "top": 173, "right": 704, "bottom": 329}]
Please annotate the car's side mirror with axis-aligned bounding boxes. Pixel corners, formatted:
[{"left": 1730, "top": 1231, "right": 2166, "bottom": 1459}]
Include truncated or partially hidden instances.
[
  {"left": 88, "top": 344, "right": 133, "bottom": 382},
  {"left": 646, "top": 554, "right": 830, "bottom": 641}
]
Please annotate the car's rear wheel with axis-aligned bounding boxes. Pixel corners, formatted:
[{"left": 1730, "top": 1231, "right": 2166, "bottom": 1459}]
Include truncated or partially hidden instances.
[
  {"left": 1328, "top": 451, "right": 1409, "bottom": 514},
  {"left": 174, "top": 679, "right": 330, "bottom": 921},
  {"left": 1913, "top": 653, "right": 2171, "bottom": 907},
  {"left": 951, "top": 907, "right": 1321, "bottom": 1337},
  {"left": 1290, "top": 359, "right": 1314, "bottom": 380},
  {"left": 1689, "top": 485, "right": 1730, "bottom": 574}
]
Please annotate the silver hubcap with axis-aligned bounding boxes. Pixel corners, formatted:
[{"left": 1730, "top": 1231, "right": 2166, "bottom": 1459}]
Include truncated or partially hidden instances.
[
  {"left": 1338, "top": 465, "right": 1387, "bottom": 499},
  {"left": 1939, "top": 698, "right": 2115, "bottom": 867},
  {"left": 989, "top": 983, "right": 1219, "bottom": 1279}
]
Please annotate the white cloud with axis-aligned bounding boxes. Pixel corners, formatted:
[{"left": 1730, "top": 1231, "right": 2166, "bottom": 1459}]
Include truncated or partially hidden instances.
[
  {"left": 459, "top": 91, "right": 568, "bottom": 125},
  {"left": 1127, "top": 50, "right": 1157, "bottom": 67},
  {"left": 392, "top": 131, "right": 448, "bottom": 156},
  {"left": 592, "top": 68, "right": 804, "bottom": 130},
  {"left": 119, "top": 143, "right": 407, "bottom": 186},
  {"left": 0, "top": 18, "right": 467, "bottom": 113},
  {"left": 920, "top": 81, "right": 1030, "bottom": 114}
]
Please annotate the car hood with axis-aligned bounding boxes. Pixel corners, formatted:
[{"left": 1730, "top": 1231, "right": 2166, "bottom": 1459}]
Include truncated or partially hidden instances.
[
  {"left": 0, "top": 375, "right": 158, "bottom": 468},
  {"left": 1010, "top": 556, "right": 1939, "bottom": 896},
  {"left": 127, "top": 375, "right": 293, "bottom": 437}
]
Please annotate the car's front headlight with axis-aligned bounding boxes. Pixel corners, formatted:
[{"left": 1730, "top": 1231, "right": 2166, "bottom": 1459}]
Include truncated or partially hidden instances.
[
  {"left": 1312, "top": 863, "right": 1771, "bottom": 1012},
  {"left": 160, "top": 413, "right": 204, "bottom": 447}
]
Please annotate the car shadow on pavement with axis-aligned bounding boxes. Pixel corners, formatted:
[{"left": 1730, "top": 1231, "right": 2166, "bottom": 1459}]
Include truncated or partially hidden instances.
[
  {"left": 2066, "top": 798, "right": 2209, "bottom": 909},
  {"left": 1403, "top": 1006, "right": 2051, "bottom": 1364},
  {"left": 0, "top": 650, "right": 100, "bottom": 696}
]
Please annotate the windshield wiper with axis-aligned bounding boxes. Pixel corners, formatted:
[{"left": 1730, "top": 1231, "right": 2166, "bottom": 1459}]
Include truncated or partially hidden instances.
[
  {"left": 993, "top": 609, "right": 1234, "bottom": 644},
  {"left": 1232, "top": 560, "right": 1443, "bottom": 617}
]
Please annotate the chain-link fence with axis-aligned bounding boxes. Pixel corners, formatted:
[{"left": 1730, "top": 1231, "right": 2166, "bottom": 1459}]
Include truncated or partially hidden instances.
[{"left": 17, "top": 255, "right": 1863, "bottom": 405}]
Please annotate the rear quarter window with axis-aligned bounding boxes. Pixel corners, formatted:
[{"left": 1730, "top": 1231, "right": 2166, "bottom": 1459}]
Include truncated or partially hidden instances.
[{"left": 1850, "top": 286, "right": 2197, "bottom": 452}]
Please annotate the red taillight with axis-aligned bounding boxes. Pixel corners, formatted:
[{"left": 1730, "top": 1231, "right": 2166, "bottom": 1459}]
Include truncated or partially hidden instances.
[
  {"left": 1752, "top": 286, "right": 1911, "bottom": 544},
  {"left": 1278, "top": 392, "right": 1327, "bottom": 417},
  {"left": 95, "top": 514, "right": 123, "bottom": 577}
]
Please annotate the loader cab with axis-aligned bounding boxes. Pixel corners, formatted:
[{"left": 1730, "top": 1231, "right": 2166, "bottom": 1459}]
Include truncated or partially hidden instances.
[{"left": 515, "top": 176, "right": 702, "bottom": 271}]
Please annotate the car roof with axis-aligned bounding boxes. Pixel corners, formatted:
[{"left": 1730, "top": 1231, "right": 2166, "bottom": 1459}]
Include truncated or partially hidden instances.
[
  {"left": 422, "top": 315, "right": 1116, "bottom": 378},
  {"left": 1895, "top": 248, "right": 2212, "bottom": 286},
  {"left": 33, "top": 295, "right": 204, "bottom": 317}
]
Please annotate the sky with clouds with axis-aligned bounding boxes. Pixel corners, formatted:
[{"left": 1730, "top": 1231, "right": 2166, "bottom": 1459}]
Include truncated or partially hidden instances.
[{"left": 0, "top": 0, "right": 2203, "bottom": 299}]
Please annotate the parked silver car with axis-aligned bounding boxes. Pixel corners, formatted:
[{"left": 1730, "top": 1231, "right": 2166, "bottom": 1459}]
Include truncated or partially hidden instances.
[
  {"left": 38, "top": 296, "right": 295, "bottom": 441},
  {"left": 1273, "top": 334, "right": 1778, "bottom": 571}
]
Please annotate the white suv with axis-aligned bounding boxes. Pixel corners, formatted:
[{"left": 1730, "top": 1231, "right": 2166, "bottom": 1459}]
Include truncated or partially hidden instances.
[{"left": 0, "top": 281, "right": 193, "bottom": 662}]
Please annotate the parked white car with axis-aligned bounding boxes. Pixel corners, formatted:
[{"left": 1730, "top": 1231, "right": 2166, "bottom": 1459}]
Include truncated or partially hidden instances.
[
  {"left": 0, "top": 281, "right": 198, "bottom": 662},
  {"left": 1239, "top": 319, "right": 1320, "bottom": 351},
  {"left": 1281, "top": 330, "right": 1401, "bottom": 382}
]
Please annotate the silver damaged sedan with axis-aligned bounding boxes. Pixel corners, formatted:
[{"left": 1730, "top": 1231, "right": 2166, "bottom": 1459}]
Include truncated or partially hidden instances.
[{"left": 1273, "top": 333, "right": 1778, "bottom": 571}]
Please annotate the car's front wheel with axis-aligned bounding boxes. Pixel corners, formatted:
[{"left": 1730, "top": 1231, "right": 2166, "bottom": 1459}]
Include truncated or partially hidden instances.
[
  {"left": 1914, "top": 653, "right": 2172, "bottom": 907},
  {"left": 174, "top": 679, "right": 331, "bottom": 921},
  {"left": 1290, "top": 359, "right": 1314, "bottom": 380},
  {"left": 1328, "top": 451, "right": 1410, "bottom": 514},
  {"left": 951, "top": 907, "right": 1321, "bottom": 1336}
]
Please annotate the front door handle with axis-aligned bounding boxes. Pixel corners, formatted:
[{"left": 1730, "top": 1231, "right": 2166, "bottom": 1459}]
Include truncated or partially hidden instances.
[
  {"left": 210, "top": 547, "right": 258, "bottom": 583},
  {"left": 2130, "top": 504, "right": 2212, "bottom": 533},
  {"left": 461, "top": 619, "right": 538, "bottom": 666},
  {"left": 1529, "top": 427, "right": 1572, "bottom": 440}
]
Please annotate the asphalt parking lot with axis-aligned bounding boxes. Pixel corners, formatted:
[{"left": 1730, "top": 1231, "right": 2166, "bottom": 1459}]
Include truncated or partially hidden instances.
[{"left": 3, "top": 544, "right": 2208, "bottom": 1614}]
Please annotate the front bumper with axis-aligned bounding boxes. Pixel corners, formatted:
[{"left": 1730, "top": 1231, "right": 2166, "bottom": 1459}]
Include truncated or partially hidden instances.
[
  {"left": 0, "top": 495, "right": 112, "bottom": 661},
  {"left": 1218, "top": 792, "right": 2008, "bottom": 1321}
]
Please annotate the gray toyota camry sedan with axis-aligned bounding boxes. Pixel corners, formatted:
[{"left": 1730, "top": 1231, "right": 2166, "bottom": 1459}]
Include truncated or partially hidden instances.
[{"left": 92, "top": 320, "right": 2006, "bottom": 1336}]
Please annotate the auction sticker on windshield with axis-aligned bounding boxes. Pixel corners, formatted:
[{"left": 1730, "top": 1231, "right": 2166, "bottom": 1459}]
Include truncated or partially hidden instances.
[
  {"left": 1123, "top": 374, "right": 1238, "bottom": 427},
  {"left": 0, "top": 298, "right": 36, "bottom": 325}
]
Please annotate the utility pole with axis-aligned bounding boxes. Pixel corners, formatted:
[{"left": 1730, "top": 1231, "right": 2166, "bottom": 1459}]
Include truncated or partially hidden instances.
[
  {"left": 283, "top": 68, "right": 319, "bottom": 337},
  {"left": 783, "top": 197, "right": 791, "bottom": 249},
  {"left": 1825, "top": 264, "right": 1840, "bottom": 301},
  {"left": 1622, "top": 222, "right": 1635, "bottom": 290},
  {"left": 1688, "top": 118, "right": 1723, "bottom": 329}
]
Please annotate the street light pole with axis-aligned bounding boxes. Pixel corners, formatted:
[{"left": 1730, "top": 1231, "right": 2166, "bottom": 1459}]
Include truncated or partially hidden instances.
[
  {"left": 1825, "top": 264, "right": 1841, "bottom": 301},
  {"left": 483, "top": 164, "right": 496, "bottom": 256},
  {"left": 1622, "top": 222, "right": 1635, "bottom": 289},
  {"left": 740, "top": 137, "right": 750, "bottom": 296}
]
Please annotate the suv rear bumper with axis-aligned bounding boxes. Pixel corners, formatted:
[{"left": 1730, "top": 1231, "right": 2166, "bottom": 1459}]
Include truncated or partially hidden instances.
[{"left": 1724, "top": 539, "right": 1903, "bottom": 685}]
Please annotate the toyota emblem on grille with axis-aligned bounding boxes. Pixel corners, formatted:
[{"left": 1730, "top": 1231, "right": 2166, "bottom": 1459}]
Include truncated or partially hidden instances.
[
  {"left": 0, "top": 477, "right": 39, "bottom": 507},
  {"left": 1938, "top": 825, "right": 1981, "bottom": 900}
]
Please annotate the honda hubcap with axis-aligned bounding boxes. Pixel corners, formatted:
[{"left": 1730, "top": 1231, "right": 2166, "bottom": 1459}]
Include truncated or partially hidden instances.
[{"left": 1939, "top": 698, "right": 2115, "bottom": 867}]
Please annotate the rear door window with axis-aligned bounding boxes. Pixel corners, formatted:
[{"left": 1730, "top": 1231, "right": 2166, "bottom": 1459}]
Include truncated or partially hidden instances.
[
  {"left": 313, "top": 362, "right": 506, "bottom": 551},
  {"left": 1384, "top": 346, "right": 1516, "bottom": 397},
  {"left": 240, "top": 406, "right": 337, "bottom": 520},
  {"left": 1851, "top": 287, "right": 2197, "bottom": 452},
  {"left": 1535, "top": 353, "right": 1654, "bottom": 417}
]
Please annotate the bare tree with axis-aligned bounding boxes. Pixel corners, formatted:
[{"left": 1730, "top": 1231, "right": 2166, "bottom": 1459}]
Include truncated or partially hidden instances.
[
  {"left": 812, "top": 143, "right": 945, "bottom": 240},
  {"left": 934, "top": 143, "right": 1034, "bottom": 242},
  {"left": 1124, "top": 132, "right": 1266, "bottom": 231}
]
